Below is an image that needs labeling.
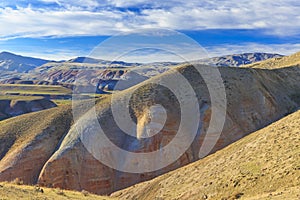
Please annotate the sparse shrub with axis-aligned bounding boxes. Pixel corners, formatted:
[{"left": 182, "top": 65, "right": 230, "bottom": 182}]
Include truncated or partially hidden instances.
[
  {"left": 35, "top": 186, "right": 44, "bottom": 193},
  {"left": 81, "top": 190, "right": 89, "bottom": 196},
  {"left": 12, "top": 178, "right": 23, "bottom": 185},
  {"left": 233, "top": 192, "right": 244, "bottom": 199},
  {"left": 55, "top": 189, "right": 65, "bottom": 196}
]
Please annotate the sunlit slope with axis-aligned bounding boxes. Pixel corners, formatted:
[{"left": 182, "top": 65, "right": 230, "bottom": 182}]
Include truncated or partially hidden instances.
[
  {"left": 112, "top": 110, "right": 300, "bottom": 200},
  {"left": 0, "top": 182, "right": 114, "bottom": 200},
  {"left": 0, "top": 105, "right": 73, "bottom": 184}
]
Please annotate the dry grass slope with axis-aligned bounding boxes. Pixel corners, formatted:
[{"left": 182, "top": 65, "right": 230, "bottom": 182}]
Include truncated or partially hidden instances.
[
  {"left": 0, "top": 84, "right": 72, "bottom": 95},
  {"left": 112, "top": 110, "right": 300, "bottom": 200},
  {"left": 0, "top": 104, "right": 72, "bottom": 158},
  {"left": 0, "top": 182, "right": 114, "bottom": 200}
]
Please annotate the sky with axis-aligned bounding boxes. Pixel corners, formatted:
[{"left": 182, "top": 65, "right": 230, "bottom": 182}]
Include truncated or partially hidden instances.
[{"left": 0, "top": 0, "right": 300, "bottom": 62}]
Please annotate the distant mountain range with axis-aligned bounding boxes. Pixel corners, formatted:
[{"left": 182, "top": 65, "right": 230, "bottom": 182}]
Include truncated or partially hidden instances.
[
  {"left": 196, "top": 52, "right": 283, "bottom": 67},
  {"left": 0, "top": 52, "right": 51, "bottom": 73},
  {"left": 0, "top": 51, "right": 284, "bottom": 72},
  {"left": 0, "top": 51, "right": 285, "bottom": 84}
]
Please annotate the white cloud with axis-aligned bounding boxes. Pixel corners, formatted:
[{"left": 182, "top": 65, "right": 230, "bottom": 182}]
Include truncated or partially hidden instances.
[
  {"left": 0, "top": 0, "right": 299, "bottom": 38},
  {"left": 0, "top": 7, "right": 134, "bottom": 39},
  {"left": 139, "top": 0, "right": 300, "bottom": 36}
]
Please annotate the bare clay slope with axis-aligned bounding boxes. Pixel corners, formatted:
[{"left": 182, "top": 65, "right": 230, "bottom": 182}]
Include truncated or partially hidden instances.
[{"left": 112, "top": 110, "right": 300, "bottom": 200}]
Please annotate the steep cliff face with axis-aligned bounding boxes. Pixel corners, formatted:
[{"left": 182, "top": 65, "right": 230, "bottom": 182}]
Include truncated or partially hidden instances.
[{"left": 0, "top": 53, "right": 299, "bottom": 195}]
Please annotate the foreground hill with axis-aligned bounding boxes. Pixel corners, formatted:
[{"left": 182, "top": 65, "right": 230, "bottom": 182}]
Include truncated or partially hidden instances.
[
  {"left": 112, "top": 109, "right": 300, "bottom": 200},
  {"left": 0, "top": 52, "right": 299, "bottom": 195}
]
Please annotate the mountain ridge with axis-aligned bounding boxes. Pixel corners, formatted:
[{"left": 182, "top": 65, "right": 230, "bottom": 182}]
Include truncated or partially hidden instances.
[
  {"left": 197, "top": 52, "right": 283, "bottom": 67},
  {"left": 0, "top": 52, "right": 51, "bottom": 73}
]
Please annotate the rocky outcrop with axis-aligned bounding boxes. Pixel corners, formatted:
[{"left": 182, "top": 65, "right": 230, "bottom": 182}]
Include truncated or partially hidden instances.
[{"left": 0, "top": 98, "right": 57, "bottom": 120}]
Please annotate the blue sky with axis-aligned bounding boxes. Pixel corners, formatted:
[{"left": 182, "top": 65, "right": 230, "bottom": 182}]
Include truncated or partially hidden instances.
[{"left": 0, "top": 0, "right": 300, "bottom": 61}]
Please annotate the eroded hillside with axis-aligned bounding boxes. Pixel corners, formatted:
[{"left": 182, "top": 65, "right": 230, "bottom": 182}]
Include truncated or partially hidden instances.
[{"left": 0, "top": 52, "right": 299, "bottom": 196}]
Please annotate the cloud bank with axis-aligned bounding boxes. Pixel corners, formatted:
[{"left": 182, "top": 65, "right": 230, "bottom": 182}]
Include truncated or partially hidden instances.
[{"left": 0, "top": 0, "right": 300, "bottom": 38}]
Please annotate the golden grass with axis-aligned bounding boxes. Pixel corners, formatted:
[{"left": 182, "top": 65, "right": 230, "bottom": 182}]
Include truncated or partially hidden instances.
[
  {"left": 52, "top": 99, "right": 72, "bottom": 106},
  {"left": 0, "top": 84, "right": 71, "bottom": 95},
  {"left": 0, "top": 95, "right": 44, "bottom": 101},
  {"left": 0, "top": 105, "right": 73, "bottom": 157},
  {"left": 0, "top": 182, "right": 114, "bottom": 200},
  {"left": 0, "top": 96, "right": 104, "bottom": 158}
]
